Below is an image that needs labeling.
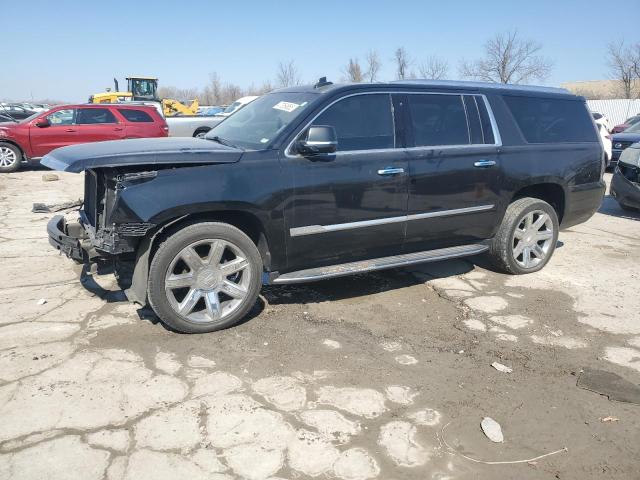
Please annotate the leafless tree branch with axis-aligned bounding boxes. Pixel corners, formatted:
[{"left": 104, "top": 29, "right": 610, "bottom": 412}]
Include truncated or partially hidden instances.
[
  {"left": 460, "top": 31, "right": 552, "bottom": 84},
  {"left": 394, "top": 47, "right": 413, "bottom": 80},
  {"left": 418, "top": 56, "right": 449, "bottom": 80},
  {"left": 276, "top": 60, "right": 301, "bottom": 88},
  {"left": 607, "top": 41, "right": 640, "bottom": 99},
  {"left": 365, "top": 50, "right": 381, "bottom": 82},
  {"left": 342, "top": 58, "right": 364, "bottom": 82}
]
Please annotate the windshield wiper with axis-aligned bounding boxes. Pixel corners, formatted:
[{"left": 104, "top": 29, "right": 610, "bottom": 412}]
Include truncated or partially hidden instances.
[{"left": 208, "top": 136, "right": 239, "bottom": 149}]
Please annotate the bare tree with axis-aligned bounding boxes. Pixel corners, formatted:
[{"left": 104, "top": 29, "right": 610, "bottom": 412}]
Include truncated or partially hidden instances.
[
  {"left": 607, "top": 41, "right": 640, "bottom": 99},
  {"left": 157, "top": 86, "right": 198, "bottom": 102},
  {"left": 365, "top": 49, "right": 381, "bottom": 82},
  {"left": 343, "top": 58, "right": 363, "bottom": 82},
  {"left": 418, "top": 55, "right": 449, "bottom": 80},
  {"left": 202, "top": 72, "right": 222, "bottom": 104},
  {"left": 276, "top": 60, "right": 301, "bottom": 88},
  {"left": 246, "top": 81, "right": 274, "bottom": 96},
  {"left": 460, "top": 31, "right": 552, "bottom": 84},
  {"left": 394, "top": 47, "right": 412, "bottom": 80}
]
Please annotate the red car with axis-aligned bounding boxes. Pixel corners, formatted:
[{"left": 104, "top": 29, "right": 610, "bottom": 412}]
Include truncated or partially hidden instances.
[
  {"left": 0, "top": 104, "right": 168, "bottom": 172},
  {"left": 611, "top": 114, "right": 640, "bottom": 134}
]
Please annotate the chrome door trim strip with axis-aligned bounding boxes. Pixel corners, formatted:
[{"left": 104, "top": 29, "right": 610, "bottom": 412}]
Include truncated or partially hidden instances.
[
  {"left": 407, "top": 204, "right": 494, "bottom": 221},
  {"left": 290, "top": 204, "right": 495, "bottom": 237}
]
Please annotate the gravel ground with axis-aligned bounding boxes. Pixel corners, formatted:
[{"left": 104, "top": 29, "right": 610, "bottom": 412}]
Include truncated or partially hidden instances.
[{"left": 0, "top": 169, "right": 638, "bottom": 480}]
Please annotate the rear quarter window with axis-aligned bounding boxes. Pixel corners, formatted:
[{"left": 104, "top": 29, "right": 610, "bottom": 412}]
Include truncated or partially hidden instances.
[
  {"left": 118, "top": 109, "right": 154, "bottom": 122},
  {"left": 504, "top": 96, "right": 597, "bottom": 143}
]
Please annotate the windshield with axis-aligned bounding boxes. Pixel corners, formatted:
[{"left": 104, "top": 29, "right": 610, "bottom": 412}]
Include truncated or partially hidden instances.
[
  {"left": 221, "top": 101, "right": 241, "bottom": 115},
  {"left": 625, "top": 121, "right": 640, "bottom": 133},
  {"left": 205, "top": 92, "right": 317, "bottom": 149}
]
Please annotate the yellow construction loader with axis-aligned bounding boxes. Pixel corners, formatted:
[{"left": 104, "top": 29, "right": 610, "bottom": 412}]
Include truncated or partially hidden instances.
[{"left": 89, "top": 77, "right": 198, "bottom": 116}]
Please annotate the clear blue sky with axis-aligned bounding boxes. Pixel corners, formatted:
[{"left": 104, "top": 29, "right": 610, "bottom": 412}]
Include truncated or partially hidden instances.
[{"left": 2, "top": 0, "right": 638, "bottom": 102}]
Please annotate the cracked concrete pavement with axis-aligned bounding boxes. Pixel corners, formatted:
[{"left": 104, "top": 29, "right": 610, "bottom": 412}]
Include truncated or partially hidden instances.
[{"left": 0, "top": 169, "right": 638, "bottom": 479}]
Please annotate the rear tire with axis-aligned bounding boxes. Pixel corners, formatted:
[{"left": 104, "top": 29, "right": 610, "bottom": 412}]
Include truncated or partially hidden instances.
[
  {"left": 0, "top": 143, "right": 22, "bottom": 173},
  {"left": 488, "top": 197, "right": 559, "bottom": 274},
  {"left": 147, "top": 222, "right": 262, "bottom": 333}
]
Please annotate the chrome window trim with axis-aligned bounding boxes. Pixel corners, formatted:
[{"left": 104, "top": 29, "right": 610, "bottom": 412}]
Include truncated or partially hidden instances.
[
  {"left": 284, "top": 91, "right": 502, "bottom": 159},
  {"left": 477, "top": 95, "right": 502, "bottom": 145},
  {"left": 290, "top": 204, "right": 495, "bottom": 237},
  {"left": 460, "top": 94, "right": 472, "bottom": 144}
]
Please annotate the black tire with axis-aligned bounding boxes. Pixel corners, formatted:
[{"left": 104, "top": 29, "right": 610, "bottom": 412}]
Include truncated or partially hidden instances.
[
  {"left": 193, "top": 128, "right": 210, "bottom": 139},
  {"left": 0, "top": 142, "right": 22, "bottom": 173},
  {"left": 487, "top": 197, "right": 559, "bottom": 275},
  {"left": 147, "top": 222, "right": 262, "bottom": 333}
]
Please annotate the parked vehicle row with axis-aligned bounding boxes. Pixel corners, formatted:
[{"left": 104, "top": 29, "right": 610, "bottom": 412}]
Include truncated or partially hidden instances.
[
  {"left": 612, "top": 114, "right": 640, "bottom": 134},
  {"left": 611, "top": 142, "right": 640, "bottom": 212},
  {"left": 166, "top": 96, "right": 258, "bottom": 138},
  {"left": 43, "top": 79, "right": 605, "bottom": 334},
  {"left": 0, "top": 104, "right": 167, "bottom": 172},
  {"left": 611, "top": 121, "right": 640, "bottom": 168}
]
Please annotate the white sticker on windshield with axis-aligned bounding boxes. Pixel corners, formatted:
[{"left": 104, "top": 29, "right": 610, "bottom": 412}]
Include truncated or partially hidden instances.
[
  {"left": 273, "top": 101, "right": 300, "bottom": 113},
  {"left": 260, "top": 138, "right": 269, "bottom": 143}
]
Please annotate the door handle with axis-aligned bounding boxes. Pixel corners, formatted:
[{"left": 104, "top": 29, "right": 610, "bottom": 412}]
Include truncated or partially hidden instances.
[
  {"left": 114, "top": 127, "right": 124, "bottom": 131},
  {"left": 473, "top": 160, "right": 496, "bottom": 168},
  {"left": 65, "top": 128, "right": 76, "bottom": 132},
  {"left": 377, "top": 167, "right": 405, "bottom": 176}
]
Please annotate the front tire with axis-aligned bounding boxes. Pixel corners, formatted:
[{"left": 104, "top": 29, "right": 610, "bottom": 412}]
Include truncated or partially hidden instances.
[
  {"left": 147, "top": 222, "right": 262, "bottom": 333},
  {"left": 488, "top": 197, "right": 559, "bottom": 274},
  {"left": 0, "top": 143, "right": 22, "bottom": 173}
]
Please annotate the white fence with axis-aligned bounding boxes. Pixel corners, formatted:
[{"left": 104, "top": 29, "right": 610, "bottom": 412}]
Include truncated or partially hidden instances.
[{"left": 587, "top": 99, "right": 640, "bottom": 126}]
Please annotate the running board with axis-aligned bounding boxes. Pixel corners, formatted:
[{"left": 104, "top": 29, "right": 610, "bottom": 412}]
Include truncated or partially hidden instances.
[{"left": 271, "top": 244, "right": 488, "bottom": 284}]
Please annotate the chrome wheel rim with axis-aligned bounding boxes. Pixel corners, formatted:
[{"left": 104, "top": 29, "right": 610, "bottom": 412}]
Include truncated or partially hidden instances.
[
  {"left": 512, "top": 210, "right": 554, "bottom": 269},
  {"left": 164, "top": 239, "right": 251, "bottom": 324},
  {"left": 0, "top": 147, "right": 17, "bottom": 168}
]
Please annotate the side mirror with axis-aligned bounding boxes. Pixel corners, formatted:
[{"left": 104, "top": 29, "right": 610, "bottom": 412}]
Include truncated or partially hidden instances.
[
  {"left": 35, "top": 118, "right": 50, "bottom": 128},
  {"left": 296, "top": 125, "right": 337, "bottom": 155}
]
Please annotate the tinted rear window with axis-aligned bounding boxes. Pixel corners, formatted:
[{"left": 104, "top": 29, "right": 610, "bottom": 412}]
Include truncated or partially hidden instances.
[
  {"left": 76, "top": 108, "right": 117, "bottom": 124},
  {"left": 119, "top": 109, "right": 154, "bottom": 122},
  {"left": 504, "top": 96, "right": 596, "bottom": 143},
  {"left": 407, "top": 94, "right": 469, "bottom": 147}
]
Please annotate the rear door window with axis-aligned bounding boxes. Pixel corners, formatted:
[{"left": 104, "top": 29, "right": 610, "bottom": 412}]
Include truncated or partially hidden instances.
[
  {"left": 119, "top": 109, "right": 153, "bottom": 122},
  {"left": 312, "top": 94, "right": 395, "bottom": 151},
  {"left": 407, "top": 94, "right": 470, "bottom": 147},
  {"left": 504, "top": 96, "right": 597, "bottom": 143},
  {"left": 76, "top": 108, "right": 117, "bottom": 125}
]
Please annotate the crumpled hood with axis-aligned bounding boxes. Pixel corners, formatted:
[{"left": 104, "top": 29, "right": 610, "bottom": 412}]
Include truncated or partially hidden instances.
[
  {"left": 619, "top": 143, "right": 640, "bottom": 168},
  {"left": 41, "top": 137, "right": 243, "bottom": 173}
]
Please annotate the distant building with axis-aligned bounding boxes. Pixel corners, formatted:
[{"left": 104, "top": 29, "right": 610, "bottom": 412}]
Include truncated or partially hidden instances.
[{"left": 561, "top": 79, "right": 640, "bottom": 99}]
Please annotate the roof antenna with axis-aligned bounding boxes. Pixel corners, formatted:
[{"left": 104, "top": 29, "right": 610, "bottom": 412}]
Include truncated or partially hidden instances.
[{"left": 314, "top": 77, "right": 332, "bottom": 89}]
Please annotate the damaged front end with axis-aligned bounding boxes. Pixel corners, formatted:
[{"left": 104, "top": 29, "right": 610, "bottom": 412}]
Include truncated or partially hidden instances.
[
  {"left": 611, "top": 143, "right": 640, "bottom": 210},
  {"left": 47, "top": 168, "right": 159, "bottom": 263}
]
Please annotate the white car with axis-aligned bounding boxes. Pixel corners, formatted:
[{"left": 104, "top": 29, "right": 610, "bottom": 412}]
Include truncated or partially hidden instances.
[
  {"left": 592, "top": 112, "right": 612, "bottom": 133},
  {"left": 215, "top": 96, "right": 258, "bottom": 118},
  {"left": 596, "top": 123, "right": 612, "bottom": 167}
]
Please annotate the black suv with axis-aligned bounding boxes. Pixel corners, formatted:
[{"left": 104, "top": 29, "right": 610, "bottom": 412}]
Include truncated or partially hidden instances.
[{"left": 44, "top": 80, "right": 605, "bottom": 333}]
